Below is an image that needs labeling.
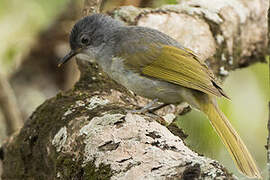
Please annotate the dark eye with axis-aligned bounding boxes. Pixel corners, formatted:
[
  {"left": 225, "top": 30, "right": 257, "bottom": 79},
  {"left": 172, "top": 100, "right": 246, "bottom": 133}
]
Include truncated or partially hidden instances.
[{"left": 80, "top": 35, "right": 90, "bottom": 45}]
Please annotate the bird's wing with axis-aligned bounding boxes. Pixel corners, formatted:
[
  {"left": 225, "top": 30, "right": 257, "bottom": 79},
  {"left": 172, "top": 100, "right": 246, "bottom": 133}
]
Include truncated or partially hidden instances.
[{"left": 119, "top": 42, "right": 227, "bottom": 98}]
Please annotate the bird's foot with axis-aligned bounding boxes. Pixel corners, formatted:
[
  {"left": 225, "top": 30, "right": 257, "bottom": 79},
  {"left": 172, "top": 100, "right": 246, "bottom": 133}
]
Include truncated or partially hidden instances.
[
  {"left": 126, "top": 99, "right": 171, "bottom": 126},
  {"left": 127, "top": 99, "right": 159, "bottom": 114}
]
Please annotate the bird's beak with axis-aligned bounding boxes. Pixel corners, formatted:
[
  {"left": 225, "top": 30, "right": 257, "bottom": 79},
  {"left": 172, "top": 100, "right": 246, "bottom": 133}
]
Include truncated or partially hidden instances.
[{"left": 58, "top": 49, "right": 79, "bottom": 67}]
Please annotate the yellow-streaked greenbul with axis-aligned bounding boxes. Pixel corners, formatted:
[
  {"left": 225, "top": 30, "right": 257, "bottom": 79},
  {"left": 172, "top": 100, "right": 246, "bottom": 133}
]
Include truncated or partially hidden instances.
[{"left": 59, "top": 14, "right": 261, "bottom": 179}]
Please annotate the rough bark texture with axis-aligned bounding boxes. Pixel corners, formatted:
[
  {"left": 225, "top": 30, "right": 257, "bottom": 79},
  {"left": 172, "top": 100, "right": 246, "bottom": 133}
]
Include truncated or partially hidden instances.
[
  {"left": 1, "top": 0, "right": 268, "bottom": 179},
  {"left": 1, "top": 64, "right": 235, "bottom": 180}
]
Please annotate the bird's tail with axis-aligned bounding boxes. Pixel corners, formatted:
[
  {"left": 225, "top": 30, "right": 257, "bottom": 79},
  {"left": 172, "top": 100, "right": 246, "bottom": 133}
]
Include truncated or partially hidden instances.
[{"left": 199, "top": 97, "right": 262, "bottom": 179}]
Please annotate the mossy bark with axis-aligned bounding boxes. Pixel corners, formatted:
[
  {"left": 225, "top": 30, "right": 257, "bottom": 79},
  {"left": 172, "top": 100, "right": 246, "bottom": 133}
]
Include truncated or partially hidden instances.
[
  {"left": 1, "top": 0, "right": 268, "bottom": 179},
  {"left": 1, "top": 64, "right": 236, "bottom": 180}
]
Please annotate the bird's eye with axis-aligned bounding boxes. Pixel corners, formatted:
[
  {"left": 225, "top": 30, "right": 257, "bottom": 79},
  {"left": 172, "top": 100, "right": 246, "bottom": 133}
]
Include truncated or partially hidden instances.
[{"left": 80, "top": 35, "right": 90, "bottom": 45}]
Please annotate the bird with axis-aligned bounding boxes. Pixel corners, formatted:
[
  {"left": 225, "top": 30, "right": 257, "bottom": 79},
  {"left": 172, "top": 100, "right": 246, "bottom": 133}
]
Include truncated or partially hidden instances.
[{"left": 59, "top": 13, "right": 261, "bottom": 179}]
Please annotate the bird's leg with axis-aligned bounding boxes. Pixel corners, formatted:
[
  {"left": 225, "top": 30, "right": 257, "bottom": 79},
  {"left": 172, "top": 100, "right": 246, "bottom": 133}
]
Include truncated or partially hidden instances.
[
  {"left": 128, "top": 99, "right": 159, "bottom": 114},
  {"left": 126, "top": 100, "right": 175, "bottom": 126},
  {"left": 149, "top": 103, "right": 169, "bottom": 113}
]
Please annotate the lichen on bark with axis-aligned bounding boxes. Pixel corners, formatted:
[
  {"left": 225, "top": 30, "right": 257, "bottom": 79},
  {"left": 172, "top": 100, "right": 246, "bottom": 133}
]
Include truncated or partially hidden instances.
[
  {"left": 1, "top": 0, "right": 268, "bottom": 179},
  {"left": 1, "top": 68, "right": 236, "bottom": 179}
]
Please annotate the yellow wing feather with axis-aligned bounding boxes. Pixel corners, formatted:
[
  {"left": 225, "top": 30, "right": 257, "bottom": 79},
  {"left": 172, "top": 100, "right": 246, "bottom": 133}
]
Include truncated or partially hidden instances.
[{"left": 142, "top": 45, "right": 222, "bottom": 97}]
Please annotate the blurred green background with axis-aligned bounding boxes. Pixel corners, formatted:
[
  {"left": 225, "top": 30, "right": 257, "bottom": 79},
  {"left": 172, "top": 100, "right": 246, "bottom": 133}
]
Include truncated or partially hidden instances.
[
  {"left": 0, "top": 0, "right": 268, "bottom": 179},
  {"left": 177, "top": 61, "right": 269, "bottom": 179},
  {"left": 0, "top": 0, "right": 68, "bottom": 75}
]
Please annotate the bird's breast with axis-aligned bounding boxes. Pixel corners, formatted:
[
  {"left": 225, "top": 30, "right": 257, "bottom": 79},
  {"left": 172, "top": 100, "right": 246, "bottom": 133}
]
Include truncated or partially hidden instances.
[{"left": 100, "top": 57, "right": 191, "bottom": 104}]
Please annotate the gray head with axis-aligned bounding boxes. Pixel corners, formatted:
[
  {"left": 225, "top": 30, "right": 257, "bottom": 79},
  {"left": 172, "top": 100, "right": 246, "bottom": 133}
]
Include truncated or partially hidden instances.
[{"left": 58, "top": 14, "right": 123, "bottom": 66}]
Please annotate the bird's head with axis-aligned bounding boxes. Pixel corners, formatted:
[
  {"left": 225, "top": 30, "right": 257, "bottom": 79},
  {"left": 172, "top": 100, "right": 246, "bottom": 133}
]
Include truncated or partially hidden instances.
[{"left": 58, "top": 14, "right": 123, "bottom": 66}]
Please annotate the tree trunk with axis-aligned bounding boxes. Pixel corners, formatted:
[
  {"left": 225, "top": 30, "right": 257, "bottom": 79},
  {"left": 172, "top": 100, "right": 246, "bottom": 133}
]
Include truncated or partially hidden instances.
[{"left": 1, "top": 0, "right": 268, "bottom": 179}]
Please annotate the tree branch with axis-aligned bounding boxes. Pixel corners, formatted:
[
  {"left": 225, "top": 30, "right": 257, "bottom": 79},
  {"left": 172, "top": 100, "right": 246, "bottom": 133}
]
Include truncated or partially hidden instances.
[
  {"left": 1, "top": 0, "right": 268, "bottom": 179},
  {"left": 0, "top": 78, "right": 235, "bottom": 179}
]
